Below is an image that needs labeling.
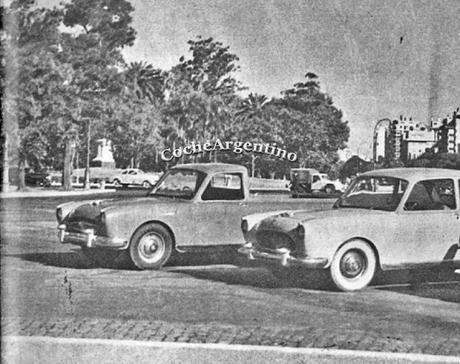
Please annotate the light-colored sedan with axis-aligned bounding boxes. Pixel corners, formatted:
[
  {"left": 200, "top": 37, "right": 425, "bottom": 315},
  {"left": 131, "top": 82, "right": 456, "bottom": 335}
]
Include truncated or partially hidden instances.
[
  {"left": 110, "top": 168, "right": 162, "bottom": 188},
  {"left": 239, "top": 168, "right": 460, "bottom": 291}
]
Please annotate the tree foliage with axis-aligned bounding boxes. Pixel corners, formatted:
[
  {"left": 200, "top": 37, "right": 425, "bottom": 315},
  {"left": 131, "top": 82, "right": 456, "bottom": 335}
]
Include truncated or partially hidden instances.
[{"left": 4, "top": 1, "right": 352, "bottom": 187}]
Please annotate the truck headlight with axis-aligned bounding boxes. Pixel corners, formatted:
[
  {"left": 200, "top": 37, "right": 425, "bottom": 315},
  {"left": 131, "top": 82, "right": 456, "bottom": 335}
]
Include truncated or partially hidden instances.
[
  {"left": 56, "top": 208, "right": 63, "bottom": 223},
  {"left": 241, "top": 219, "right": 248, "bottom": 234}
]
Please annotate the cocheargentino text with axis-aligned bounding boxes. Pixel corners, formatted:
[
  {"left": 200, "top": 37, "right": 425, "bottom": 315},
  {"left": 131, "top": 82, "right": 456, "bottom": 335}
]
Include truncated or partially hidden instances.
[{"left": 161, "top": 139, "right": 298, "bottom": 162}]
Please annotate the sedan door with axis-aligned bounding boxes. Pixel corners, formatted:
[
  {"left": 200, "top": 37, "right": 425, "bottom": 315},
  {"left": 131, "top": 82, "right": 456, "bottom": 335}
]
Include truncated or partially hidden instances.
[{"left": 399, "top": 178, "right": 460, "bottom": 266}]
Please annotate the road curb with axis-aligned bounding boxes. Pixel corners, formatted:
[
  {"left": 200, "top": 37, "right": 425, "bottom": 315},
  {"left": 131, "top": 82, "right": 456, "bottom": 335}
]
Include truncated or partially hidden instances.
[
  {"left": 3, "top": 336, "right": 459, "bottom": 364},
  {"left": 0, "top": 189, "right": 115, "bottom": 199}
]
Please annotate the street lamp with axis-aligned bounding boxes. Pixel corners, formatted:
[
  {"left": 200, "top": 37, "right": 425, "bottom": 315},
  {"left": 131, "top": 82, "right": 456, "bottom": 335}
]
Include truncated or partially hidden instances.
[{"left": 373, "top": 118, "right": 391, "bottom": 163}]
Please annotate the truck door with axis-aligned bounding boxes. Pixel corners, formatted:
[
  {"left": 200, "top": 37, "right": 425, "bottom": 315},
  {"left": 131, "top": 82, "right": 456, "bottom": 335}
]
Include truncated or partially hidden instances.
[{"left": 191, "top": 172, "right": 248, "bottom": 246}]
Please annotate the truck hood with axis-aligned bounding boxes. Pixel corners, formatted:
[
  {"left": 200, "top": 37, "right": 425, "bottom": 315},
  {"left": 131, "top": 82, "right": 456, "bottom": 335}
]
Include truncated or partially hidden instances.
[{"left": 59, "top": 196, "right": 188, "bottom": 223}]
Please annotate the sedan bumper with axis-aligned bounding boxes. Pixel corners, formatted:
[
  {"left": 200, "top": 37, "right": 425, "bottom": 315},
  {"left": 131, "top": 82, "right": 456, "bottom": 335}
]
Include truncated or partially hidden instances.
[
  {"left": 238, "top": 242, "right": 327, "bottom": 269},
  {"left": 58, "top": 224, "right": 128, "bottom": 249}
]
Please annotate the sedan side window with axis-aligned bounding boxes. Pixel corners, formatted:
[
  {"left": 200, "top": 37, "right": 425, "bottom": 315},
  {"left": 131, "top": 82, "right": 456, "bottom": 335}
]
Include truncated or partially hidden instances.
[
  {"left": 405, "top": 179, "right": 456, "bottom": 211},
  {"left": 202, "top": 173, "right": 244, "bottom": 201}
]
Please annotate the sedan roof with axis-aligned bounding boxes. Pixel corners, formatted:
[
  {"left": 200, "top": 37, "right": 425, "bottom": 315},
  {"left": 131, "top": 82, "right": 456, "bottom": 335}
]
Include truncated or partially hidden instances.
[
  {"left": 172, "top": 163, "right": 248, "bottom": 174},
  {"left": 362, "top": 168, "right": 460, "bottom": 181}
]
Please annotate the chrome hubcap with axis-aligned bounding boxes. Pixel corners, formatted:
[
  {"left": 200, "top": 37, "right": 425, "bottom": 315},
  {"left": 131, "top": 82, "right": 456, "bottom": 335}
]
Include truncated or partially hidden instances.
[
  {"left": 138, "top": 233, "right": 165, "bottom": 263},
  {"left": 340, "top": 249, "right": 366, "bottom": 278}
]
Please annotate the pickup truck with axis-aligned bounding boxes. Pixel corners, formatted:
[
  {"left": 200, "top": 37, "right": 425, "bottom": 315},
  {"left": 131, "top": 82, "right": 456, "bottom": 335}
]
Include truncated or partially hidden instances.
[
  {"left": 290, "top": 168, "right": 345, "bottom": 197},
  {"left": 56, "top": 163, "right": 331, "bottom": 269}
]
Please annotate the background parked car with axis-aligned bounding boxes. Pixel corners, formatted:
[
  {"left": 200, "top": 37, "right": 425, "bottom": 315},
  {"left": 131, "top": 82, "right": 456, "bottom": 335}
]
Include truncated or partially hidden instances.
[
  {"left": 25, "top": 168, "right": 53, "bottom": 187},
  {"left": 110, "top": 168, "right": 162, "bottom": 188}
]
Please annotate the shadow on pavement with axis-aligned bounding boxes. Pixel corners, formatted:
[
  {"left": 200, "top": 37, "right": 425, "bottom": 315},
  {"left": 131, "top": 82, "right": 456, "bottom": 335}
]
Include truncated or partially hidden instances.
[
  {"left": 10, "top": 251, "right": 97, "bottom": 269},
  {"left": 11, "top": 250, "right": 460, "bottom": 302},
  {"left": 173, "top": 264, "right": 334, "bottom": 291},
  {"left": 374, "top": 269, "right": 460, "bottom": 303},
  {"left": 175, "top": 263, "right": 460, "bottom": 298}
]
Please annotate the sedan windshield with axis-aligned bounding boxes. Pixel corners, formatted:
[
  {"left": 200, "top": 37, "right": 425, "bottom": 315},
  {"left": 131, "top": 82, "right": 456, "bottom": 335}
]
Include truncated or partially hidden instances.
[
  {"left": 149, "top": 169, "right": 205, "bottom": 199},
  {"left": 337, "top": 176, "right": 408, "bottom": 211}
]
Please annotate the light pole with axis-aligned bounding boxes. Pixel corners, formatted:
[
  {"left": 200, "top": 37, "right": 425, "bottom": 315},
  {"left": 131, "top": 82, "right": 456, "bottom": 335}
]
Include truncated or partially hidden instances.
[
  {"left": 373, "top": 118, "right": 391, "bottom": 163},
  {"left": 251, "top": 154, "right": 259, "bottom": 178},
  {"left": 83, "top": 117, "right": 91, "bottom": 190}
]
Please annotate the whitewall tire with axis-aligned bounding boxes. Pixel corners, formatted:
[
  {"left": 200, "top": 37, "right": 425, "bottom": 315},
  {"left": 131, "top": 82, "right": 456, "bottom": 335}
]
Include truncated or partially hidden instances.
[{"left": 330, "top": 239, "right": 377, "bottom": 291}]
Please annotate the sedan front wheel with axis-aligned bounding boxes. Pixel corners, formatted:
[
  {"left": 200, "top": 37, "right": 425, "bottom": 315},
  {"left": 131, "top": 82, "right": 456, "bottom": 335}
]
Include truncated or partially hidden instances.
[
  {"left": 330, "top": 240, "right": 377, "bottom": 291},
  {"left": 129, "top": 223, "right": 173, "bottom": 269}
]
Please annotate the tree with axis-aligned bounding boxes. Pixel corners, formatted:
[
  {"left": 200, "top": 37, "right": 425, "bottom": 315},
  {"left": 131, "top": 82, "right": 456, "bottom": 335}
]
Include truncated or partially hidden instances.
[
  {"left": 106, "top": 61, "right": 166, "bottom": 170},
  {"left": 55, "top": 0, "right": 136, "bottom": 189},
  {"left": 126, "top": 61, "right": 165, "bottom": 104},
  {"left": 276, "top": 73, "right": 349, "bottom": 171},
  {"left": 409, "top": 152, "right": 460, "bottom": 169},
  {"left": 162, "top": 36, "right": 243, "bottom": 163},
  {"left": 3, "top": 1, "right": 63, "bottom": 190}
]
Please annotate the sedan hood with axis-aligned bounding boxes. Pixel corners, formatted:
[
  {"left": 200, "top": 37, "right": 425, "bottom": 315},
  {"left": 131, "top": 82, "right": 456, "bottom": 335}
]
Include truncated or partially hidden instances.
[{"left": 265, "top": 207, "right": 389, "bottom": 223}]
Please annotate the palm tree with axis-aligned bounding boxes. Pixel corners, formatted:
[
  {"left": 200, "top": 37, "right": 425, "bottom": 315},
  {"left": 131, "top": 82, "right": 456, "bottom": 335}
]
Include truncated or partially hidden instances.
[
  {"left": 236, "top": 93, "right": 268, "bottom": 121},
  {"left": 125, "top": 61, "right": 165, "bottom": 104}
]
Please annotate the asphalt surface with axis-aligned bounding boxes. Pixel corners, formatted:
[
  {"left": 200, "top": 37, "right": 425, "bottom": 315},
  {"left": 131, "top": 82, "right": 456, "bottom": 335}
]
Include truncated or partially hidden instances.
[{"left": 1, "top": 190, "right": 460, "bottom": 356}]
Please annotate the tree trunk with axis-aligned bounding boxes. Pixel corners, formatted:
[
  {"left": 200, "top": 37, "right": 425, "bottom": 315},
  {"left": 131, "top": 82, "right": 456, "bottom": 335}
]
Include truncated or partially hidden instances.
[
  {"left": 17, "top": 159, "right": 26, "bottom": 191},
  {"left": 1, "top": 134, "right": 9, "bottom": 192},
  {"left": 63, "top": 138, "right": 74, "bottom": 191}
]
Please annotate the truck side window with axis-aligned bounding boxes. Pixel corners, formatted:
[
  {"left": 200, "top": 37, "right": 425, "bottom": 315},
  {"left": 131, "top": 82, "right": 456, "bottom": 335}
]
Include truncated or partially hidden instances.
[
  {"left": 202, "top": 173, "right": 244, "bottom": 201},
  {"left": 312, "top": 175, "right": 320, "bottom": 183}
]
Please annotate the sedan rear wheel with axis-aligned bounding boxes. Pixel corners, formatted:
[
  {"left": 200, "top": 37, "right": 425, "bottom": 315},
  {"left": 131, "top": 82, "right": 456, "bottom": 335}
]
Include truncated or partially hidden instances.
[
  {"left": 330, "top": 240, "right": 376, "bottom": 291},
  {"left": 112, "top": 179, "right": 121, "bottom": 188},
  {"left": 129, "top": 223, "right": 173, "bottom": 269}
]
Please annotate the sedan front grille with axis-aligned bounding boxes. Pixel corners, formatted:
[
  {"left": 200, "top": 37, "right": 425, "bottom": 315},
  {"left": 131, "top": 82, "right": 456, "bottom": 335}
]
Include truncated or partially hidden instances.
[{"left": 256, "top": 231, "right": 296, "bottom": 251}]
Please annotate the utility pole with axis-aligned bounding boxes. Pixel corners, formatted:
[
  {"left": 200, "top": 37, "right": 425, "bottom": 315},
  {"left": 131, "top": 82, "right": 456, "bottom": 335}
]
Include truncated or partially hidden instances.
[{"left": 84, "top": 118, "right": 91, "bottom": 190}]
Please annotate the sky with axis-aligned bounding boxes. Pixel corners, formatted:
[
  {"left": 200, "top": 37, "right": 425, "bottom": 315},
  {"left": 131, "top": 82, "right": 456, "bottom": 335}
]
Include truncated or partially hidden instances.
[{"left": 41, "top": 0, "right": 460, "bottom": 159}]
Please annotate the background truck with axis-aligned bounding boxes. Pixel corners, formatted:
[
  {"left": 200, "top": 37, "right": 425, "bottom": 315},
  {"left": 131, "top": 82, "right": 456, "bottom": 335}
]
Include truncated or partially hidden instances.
[{"left": 290, "top": 168, "right": 345, "bottom": 197}]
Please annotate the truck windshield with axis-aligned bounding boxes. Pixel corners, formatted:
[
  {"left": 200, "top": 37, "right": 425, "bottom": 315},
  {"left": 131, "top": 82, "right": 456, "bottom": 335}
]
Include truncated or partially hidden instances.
[
  {"left": 337, "top": 176, "right": 408, "bottom": 211},
  {"left": 149, "top": 169, "right": 205, "bottom": 200}
]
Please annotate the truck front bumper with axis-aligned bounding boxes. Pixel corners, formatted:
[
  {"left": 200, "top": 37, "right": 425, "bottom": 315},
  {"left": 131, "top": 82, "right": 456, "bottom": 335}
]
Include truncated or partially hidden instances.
[
  {"left": 238, "top": 242, "right": 327, "bottom": 269},
  {"left": 58, "top": 224, "right": 128, "bottom": 249}
]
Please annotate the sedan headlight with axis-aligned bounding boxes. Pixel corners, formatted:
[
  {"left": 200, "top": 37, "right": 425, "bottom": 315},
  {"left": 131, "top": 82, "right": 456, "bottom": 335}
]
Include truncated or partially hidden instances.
[
  {"left": 296, "top": 224, "right": 305, "bottom": 241},
  {"left": 100, "top": 211, "right": 106, "bottom": 226}
]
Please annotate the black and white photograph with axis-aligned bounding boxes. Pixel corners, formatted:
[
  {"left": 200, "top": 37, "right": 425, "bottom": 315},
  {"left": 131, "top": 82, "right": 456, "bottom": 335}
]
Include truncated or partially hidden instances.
[{"left": 1, "top": 0, "right": 460, "bottom": 363}]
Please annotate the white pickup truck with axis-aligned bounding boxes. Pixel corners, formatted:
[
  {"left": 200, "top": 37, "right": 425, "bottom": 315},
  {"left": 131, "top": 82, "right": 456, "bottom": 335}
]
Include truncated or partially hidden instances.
[{"left": 290, "top": 168, "right": 345, "bottom": 197}]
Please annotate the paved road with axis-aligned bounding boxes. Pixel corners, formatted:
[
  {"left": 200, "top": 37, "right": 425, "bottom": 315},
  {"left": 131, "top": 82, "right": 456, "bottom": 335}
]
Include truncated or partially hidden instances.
[{"left": 1, "top": 192, "right": 460, "bottom": 356}]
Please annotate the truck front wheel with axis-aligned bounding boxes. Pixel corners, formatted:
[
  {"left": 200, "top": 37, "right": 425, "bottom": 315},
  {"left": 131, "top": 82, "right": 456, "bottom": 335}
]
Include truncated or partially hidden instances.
[
  {"left": 325, "top": 184, "right": 335, "bottom": 194},
  {"left": 129, "top": 223, "right": 173, "bottom": 269}
]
